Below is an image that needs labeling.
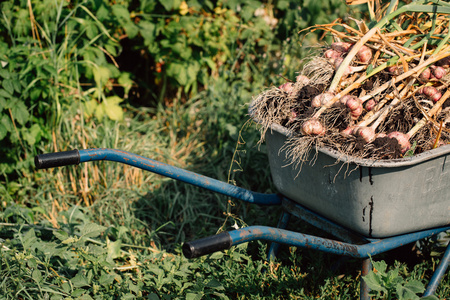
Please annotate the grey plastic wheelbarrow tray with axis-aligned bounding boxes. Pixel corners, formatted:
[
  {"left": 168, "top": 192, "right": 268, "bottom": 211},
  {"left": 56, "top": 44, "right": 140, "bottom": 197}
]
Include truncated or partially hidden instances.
[{"left": 264, "top": 122, "right": 450, "bottom": 238}]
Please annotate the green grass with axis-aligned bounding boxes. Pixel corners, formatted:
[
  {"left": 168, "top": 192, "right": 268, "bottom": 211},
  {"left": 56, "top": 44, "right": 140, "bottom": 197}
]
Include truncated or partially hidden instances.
[
  {"left": 2, "top": 89, "right": 450, "bottom": 299},
  {"left": 1, "top": 0, "right": 450, "bottom": 298}
]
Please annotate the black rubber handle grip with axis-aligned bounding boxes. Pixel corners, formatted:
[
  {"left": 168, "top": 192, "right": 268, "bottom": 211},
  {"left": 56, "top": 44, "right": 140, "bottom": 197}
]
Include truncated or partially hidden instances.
[
  {"left": 182, "top": 232, "right": 232, "bottom": 259},
  {"left": 35, "top": 150, "right": 80, "bottom": 169}
]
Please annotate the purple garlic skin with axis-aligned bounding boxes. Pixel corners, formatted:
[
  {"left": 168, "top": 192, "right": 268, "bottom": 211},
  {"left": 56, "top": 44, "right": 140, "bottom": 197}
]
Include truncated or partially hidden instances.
[
  {"left": 331, "top": 42, "right": 353, "bottom": 52},
  {"left": 419, "top": 68, "right": 431, "bottom": 82},
  {"left": 431, "top": 66, "right": 446, "bottom": 79},
  {"left": 296, "top": 75, "right": 310, "bottom": 85},
  {"left": 301, "top": 119, "right": 325, "bottom": 136},
  {"left": 340, "top": 95, "right": 363, "bottom": 119},
  {"left": 356, "top": 45, "right": 372, "bottom": 64},
  {"left": 353, "top": 126, "right": 376, "bottom": 143},
  {"left": 311, "top": 92, "right": 335, "bottom": 108},
  {"left": 387, "top": 131, "right": 411, "bottom": 153},
  {"left": 419, "top": 86, "right": 442, "bottom": 103},
  {"left": 278, "top": 82, "right": 293, "bottom": 93},
  {"left": 365, "top": 99, "right": 376, "bottom": 111}
]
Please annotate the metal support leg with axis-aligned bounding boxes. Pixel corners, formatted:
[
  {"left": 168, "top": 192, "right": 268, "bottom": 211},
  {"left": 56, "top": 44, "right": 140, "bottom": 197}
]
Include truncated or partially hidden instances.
[
  {"left": 423, "top": 241, "right": 450, "bottom": 297},
  {"left": 360, "top": 258, "right": 372, "bottom": 300},
  {"left": 267, "top": 212, "right": 291, "bottom": 260}
]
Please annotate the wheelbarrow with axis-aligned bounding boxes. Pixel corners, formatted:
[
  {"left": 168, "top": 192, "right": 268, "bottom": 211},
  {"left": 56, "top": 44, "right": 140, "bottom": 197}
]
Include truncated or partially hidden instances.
[{"left": 35, "top": 126, "right": 450, "bottom": 299}]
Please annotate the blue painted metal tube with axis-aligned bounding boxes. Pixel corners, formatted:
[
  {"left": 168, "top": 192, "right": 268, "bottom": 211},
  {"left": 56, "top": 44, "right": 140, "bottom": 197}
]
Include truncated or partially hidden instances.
[
  {"left": 423, "top": 241, "right": 450, "bottom": 296},
  {"left": 268, "top": 211, "right": 291, "bottom": 260},
  {"left": 227, "top": 225, "right": 450, "bottom": 258},
  {"left": 360, "top": 258, "right": 372, "bottom": 300},
  {"left": 78, "top": 148, "right": 281, "bottom": 205}
]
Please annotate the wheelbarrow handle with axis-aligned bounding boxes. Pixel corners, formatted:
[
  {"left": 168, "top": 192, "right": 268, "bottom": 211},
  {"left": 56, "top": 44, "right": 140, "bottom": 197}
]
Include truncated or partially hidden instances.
[
  {"left": 182, "top": 232, "right": 232, "bottom": 259},
  {"left": 35, "top": 150, "right": 80, "bottom": 169},
  {"left": 182, "top": 225, "right": 450, "bottom": 259},
  {"left": 34, "top": 148, "right": 282, "bottom": 206}
]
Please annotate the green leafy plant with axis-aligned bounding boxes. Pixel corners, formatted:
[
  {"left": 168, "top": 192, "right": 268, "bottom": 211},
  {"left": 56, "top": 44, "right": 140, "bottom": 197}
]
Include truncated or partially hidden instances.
[
  {"left": 363, "top": 258, "right": 439, "bottom": 300},
  {"left": 0, "top": 0, "right": 133, "bottom": 181}
]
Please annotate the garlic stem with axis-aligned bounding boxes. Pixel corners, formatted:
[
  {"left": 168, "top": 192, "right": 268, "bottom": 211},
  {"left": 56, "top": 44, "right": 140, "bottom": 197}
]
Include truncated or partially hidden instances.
[
  {"left": 369, "top": 78, "right": 415, "bottom": 130},
  {"left": 408, "top": 89, "right": 450, "bottom": 138},
  {"left": 328, "top": 27, "right": 378, "bottom": 93}
]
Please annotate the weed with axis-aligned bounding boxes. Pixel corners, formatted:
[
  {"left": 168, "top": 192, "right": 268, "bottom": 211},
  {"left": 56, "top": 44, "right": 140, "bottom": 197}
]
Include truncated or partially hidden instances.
[{"left": 363, "top": 258, "right": 440, "bottom": 300}]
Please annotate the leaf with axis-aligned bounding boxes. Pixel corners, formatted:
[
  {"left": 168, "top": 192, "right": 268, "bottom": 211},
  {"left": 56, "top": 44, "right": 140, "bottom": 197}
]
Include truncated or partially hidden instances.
[
  {"left": 107, "top": 239, "right": 122, "bottom": 260},
  {"left": 0, "top": 97, "right": 6, "bottom": 110},
  {"left": 1, "top": 115, "right": 12, "bottom": 132},
  {"left": 396, "top": 283, "right": 420, "bottom": 300},
  {"left": 93, "top": 66, "right": 111, "bottom": 88},
  {"left": 206, "top": 279, "right": 224, "bottom": 291},
  {"left": 99, "top": 273, "right": 116, "bottom": 287},
  {"left": 21, "top": 123, "right": 42, "bottom": 146},
  {"left": 85, "top": 21, "right": 99, "bottom": 40},
  {"left": 180, "top": 282, "right": 194, "bottom": 294},
  {"left": 158, "top": 0, "right": 181, "bottom": 11},
  {"left": 386, "top": 268, "right": 401, "bottom": 287},
  {"left": 36, "top": 241, "right": 69, "bottom": 258},
  {"left": 122, "top": 293, "right": 136, "bottom": 300},
  {"left": 209, "top": 252, "right": 224, "bottom": 260},
  {"left": 71, "top": 289, "right": 86, "bottom": 297},
  {"left": 80, "top": 223, "right": 107, "bottom": 238},
  {"left": 31, "top": 206, "right": 46, "bottom": 215},
  {"left": 202, "top": 57, "right": 216, "bottom": 71},
  {"left": 362, "top": 271, "right": 387, "bottom": 293},
  {"left": 139, "top": 20, "right": 156, "bottom": 43},
  {"left": 11, "top": 100, "right": 29, "bottom": 125},
  {"left": 167, "top": 62, "right": 187, "bottom": 85},
  {"left": 186, "top": 62, "right": 200, "bottom": 82},
  {"left": 185, "top": 293, "right": 203, "bottom": 300},
  {"left": 225, "top": 123, "right": 237, "bottom": 137},
  {"left": 146, "top": 294, "right": 160, "bottom": 300},
  {"left": 104, "top": 43, "right": 118, "bottom": 57},
  {"left": 12, "top": 79, "right": 21, "bottom": 93},
  {"left": 402, "top": 280, "right": 425, "bottom": 294},
  {"left": 112, "top": 4, "right": 129, "bottom": 20},
  {"left": 124, "top": 22, "right": 139, "bottom": 39},
  {"left": 84, "top": 99, "right": 98, "bottom": 117},
  {"left": 22, "top": 228, "right": 37, "bottom": 251},
  {"left": 128, "top": 281, "right": 139, "bottom": 293},
  {"left": 53, "top": 230, "right": 69, "bottom": 241},
  {"left": 95, "top": 102, "right": 105, "bottom": 120},
  {"left": 27, "top": 257, "right": 37, "bottom": 269},
  {"left": 29, "top": 88, "right": 41, "bottom": 101},
  {"left": 43, "top": 64, "right": 57, "bottom": 78},
  {"left": 2, "top": 79, "right": 14, "bottom": 95},
  {"left": 61, "top": 236, "right": 79, "bottom": 244},
  {"left": 64, "top": 205, "right": 89, "bottom": 224},
  {"left": 0, "top": 68, "right": 10, "bottom": 79},
  {"left": 61, "top": 282, "right": 71, "bottom": 294},
  {"left": 404, "top": 141, "right": 417, "bottom": 157},
  {"left": 371, "top": 260, "right": 388, "bottom": 275},
  {"left": 32, "top": 269, "right": 42, "bottom": 283},
  {"left": 71, "top": 273, "right": 90, "bottom": 288},
  {"left": 0, "top": 89, "right": 12, "bottom": 98},
  {"left": 240, "top": 4, "right": 258, "bottom": 21},
  {"left": 0, "top": 123, "right": 6, "bottom": 141},
  {"left": 277, "top": 0, "right": 290, "bottom": 10},
  {"left": 103, "top": 96, "right": 123, "bottom": 121},
  {"left": 118, "top": 72, "right": 133, "bottom": 95},
  {"left": 112, "top": 4, "right": 139, "bottom": 38}
]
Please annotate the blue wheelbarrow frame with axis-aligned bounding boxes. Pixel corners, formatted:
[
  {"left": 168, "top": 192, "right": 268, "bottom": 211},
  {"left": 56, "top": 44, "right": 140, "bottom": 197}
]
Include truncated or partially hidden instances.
[{"left": 35, "top": 148, "right": 450, "bottom": 299}]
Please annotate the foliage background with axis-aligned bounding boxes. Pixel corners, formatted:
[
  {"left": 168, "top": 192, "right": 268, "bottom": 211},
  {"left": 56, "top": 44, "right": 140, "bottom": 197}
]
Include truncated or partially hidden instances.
[{"left": 0, "top": 0, "right": 448, "bottom": 299}]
